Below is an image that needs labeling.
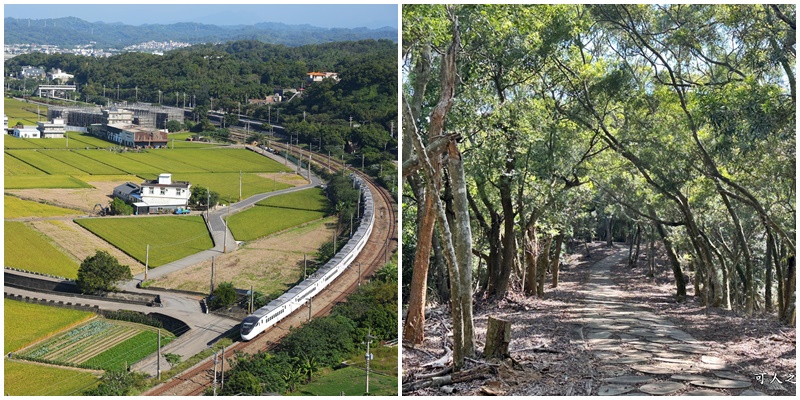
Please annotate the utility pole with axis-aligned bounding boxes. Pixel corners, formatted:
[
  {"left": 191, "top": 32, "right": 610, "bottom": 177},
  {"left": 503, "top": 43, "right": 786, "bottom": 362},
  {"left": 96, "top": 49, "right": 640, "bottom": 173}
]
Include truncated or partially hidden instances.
[
  {"left": 158, "top": 90, "right": 161, "bottom": 105},
  {"left": 135, "top": 86, "right": 138, "bottom": 102},
  {"left": 390, "top": 120, "right": 394, "bottom": 139},
  {"left": 349, "top": 115, "right": 353, "bottom": 128},
  {"left": 350, "top": 213, "right": 353, "bottom": 238},
  {"left": 362, "top": 154, "right": 364, "bottom": 170},
  {"left": 357, "top": 262, "right": 361, "bottom": 286},
  {"left": 210, "top": 256, "right": 215, "bottom": 294},
  {"left": 249, "top": 285, "right": 254, "bottom": 313},
  {"left": 239, "top": 171, "right": 242, "bottom": 201},
  {"left": 304, "top": 253, "right": 307, "bottom": 279},
  {"left": 308, "top": 298, "right": 312, "bottom": 321},
  {"left": 212, "top": 351, "right": 218, "bottom": 396},
  {"left": 144, "top": 244, "right": 149, "bottom": 282},
  {"left": 220, "top": 346, "right": 225, "bottom": 391},
  {"left": 157, "top": 329, "right": 161, "bottom": 380},
  {"left": 365, "top": 328, "right": 374, "bottom": 394}
]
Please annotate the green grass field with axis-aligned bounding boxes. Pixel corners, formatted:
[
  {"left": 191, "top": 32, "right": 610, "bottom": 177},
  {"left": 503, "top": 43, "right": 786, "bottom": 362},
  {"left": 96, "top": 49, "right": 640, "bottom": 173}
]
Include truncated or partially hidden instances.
[
  {"left": 73, "top": 149, "right": 164, "bottom": 175},
  {"left": 228, "top": 189, "right": 328, "bottom": 241},
  {"left": 41, "top": 150, "right": 128, "bottom": 175},
  {"left": 293, "top": 365, "right": 398, "bottom": 396},
  {"left": 4, "top": 360, "right": 100, "bottom": 396},
  {"left": 256, "top": 188, "right": 328, "bottom": 211},
  {"left": 119, "top": 151, "right": 210, "bottom": 173},
  {"left": 4, "top": 221, "right": 81, "bottom": 278},
  {"left": 6, "top": 150, "right": 88, "bottom": 175},
  {"left": 4, "top": 195, "right": 82, "bottom": 218},
  {"left": 5, "top": 135, "right": 46, "bottom": 149},
  {"left": 4, "top": 152, "right": 47, "bottom": 175},
  {"left": 134, "top": 172, "right": 293, "bottom": 201},
  {"left": 4, "top": 298, "right": 94, "bottom": 353},
  {"left": 75, "top": 216, "right": 213, "bottom": 267},
  {"left": 4, "top": 174, "right": 94, "bottom": 189},
  {"left": 3, "top": 97, "right": 47, "bottom": 127}
]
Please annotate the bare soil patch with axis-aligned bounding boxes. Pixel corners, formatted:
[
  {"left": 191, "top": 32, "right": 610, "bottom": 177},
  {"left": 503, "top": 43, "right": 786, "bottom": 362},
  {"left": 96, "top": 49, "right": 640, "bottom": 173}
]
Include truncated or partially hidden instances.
[
  {"left": 149, "top": 216, "right": 336, "bottom": 295},
  {"left": 27, "top": 219, "right": 145, "bottom": 274},
  {"left": 7, "top": 180, "right": 124, "bottom": 214},
  {"left": 256, "top": 172, "right": 308, "bottom": 186}
]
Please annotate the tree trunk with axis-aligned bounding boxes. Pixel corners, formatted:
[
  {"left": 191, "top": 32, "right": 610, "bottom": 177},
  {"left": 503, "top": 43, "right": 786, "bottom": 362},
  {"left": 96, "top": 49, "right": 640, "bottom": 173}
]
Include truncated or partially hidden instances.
[
  {"left": 633, "top": 225, "right": 642, "bottom": 267},
  {"left": 432, "top": 233, "right": 450, "bottom": 304},
  {"left": 483, "top": 316, "right": 511, "bottom": 360},
  {"left": 524, "top": 227, "right": 537, "bottom": 296},
  {"left": 403, "top": 176, "right": 437, "bottom": 346},
  {"left": 606, "top": 215, "right": 614, "bottom": 246},
  {"left": 536, "top": 236, "right": 552, "bottom": 297},
  {"left": 782, "top": 254, "right": 795, "bottom": 326},
  {"left": 717, "top": 186, "right": 755, "bottom": 314},
  {"left": 654, "top": 222, "right": 686, "bottom": 301},
  {"left": 551, "top": 233, "right": 564, "bottom": 288},
  {"left": 765, "top": 231, "right": 774, "bottom": 313},
  {"left": 647, "top": 225, "right": 655, "bottom": 278}
]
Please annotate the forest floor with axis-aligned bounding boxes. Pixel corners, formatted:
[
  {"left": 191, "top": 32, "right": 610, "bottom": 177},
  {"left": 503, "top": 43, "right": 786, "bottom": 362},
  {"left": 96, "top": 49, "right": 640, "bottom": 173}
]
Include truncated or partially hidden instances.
[{"left": 402, "top": 242, "right": 796, "bottom": 396}]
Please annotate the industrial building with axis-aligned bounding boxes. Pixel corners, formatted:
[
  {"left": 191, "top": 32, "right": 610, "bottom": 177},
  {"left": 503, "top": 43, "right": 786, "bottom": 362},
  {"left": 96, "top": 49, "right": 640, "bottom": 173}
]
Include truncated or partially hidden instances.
[
  {"left": 13, "top": 126, "right": 40, "bottom": 138},
  {"left": 37, "top": 118, "right": 66, "bottom": 138},
  {"left": 48, "top": 103, "right": 183, "bottom": 130},
  {"left": 91, "top": 123, "right": 168, "bottom": 148}
]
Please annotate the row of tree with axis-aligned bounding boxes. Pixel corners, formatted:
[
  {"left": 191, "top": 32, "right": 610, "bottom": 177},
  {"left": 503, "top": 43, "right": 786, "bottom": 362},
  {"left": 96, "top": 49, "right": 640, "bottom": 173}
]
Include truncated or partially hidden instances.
[{"left": 403, "top": 4, "right": 795, "bottom": 369}]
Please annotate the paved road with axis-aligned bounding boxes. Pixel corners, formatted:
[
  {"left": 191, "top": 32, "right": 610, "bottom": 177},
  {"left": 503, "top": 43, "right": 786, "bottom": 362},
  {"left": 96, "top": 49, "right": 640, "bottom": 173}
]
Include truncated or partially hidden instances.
[{"left": 575, "top": 248, "right": 763, "bottom": 396}]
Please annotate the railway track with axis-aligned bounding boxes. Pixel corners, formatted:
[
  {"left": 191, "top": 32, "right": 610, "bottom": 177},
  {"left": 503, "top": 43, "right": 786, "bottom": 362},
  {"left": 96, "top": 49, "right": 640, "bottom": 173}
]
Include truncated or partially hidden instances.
[{"left": 145, "top": 145, "right": 397, "bottom": 396}]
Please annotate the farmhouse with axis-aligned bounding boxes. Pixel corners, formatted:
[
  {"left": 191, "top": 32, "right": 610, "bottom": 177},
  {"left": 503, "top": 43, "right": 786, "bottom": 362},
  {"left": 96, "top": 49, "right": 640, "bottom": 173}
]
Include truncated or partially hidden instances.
[
  {"left": 113, "top": 173, "right": 191, "bottom": 215},
  {"left": 306, "top": 71, "right": 339, "bottom": 82},
  {"left": 13, "top": 126, "right": 40, "bottom": 138}
]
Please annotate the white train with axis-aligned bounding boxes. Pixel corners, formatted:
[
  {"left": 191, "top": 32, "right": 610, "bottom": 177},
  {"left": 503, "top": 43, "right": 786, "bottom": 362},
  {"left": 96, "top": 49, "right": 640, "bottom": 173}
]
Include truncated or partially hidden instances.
[{"left": 240, "top": 175, "right": 375, "bottom": 341}]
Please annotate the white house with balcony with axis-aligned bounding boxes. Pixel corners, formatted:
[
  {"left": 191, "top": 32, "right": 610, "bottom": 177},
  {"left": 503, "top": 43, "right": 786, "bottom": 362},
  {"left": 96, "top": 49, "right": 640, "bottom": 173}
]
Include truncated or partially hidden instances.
[{"left": 113, "top": 173, "right": 191, "bottom": 215}]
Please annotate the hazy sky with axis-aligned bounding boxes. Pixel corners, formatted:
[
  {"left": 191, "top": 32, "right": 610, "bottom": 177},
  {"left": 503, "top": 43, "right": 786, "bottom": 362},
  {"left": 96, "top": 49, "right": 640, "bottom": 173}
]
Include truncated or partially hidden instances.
[{"left": 3, "top": 3, "right": 398, "bottom": 29}]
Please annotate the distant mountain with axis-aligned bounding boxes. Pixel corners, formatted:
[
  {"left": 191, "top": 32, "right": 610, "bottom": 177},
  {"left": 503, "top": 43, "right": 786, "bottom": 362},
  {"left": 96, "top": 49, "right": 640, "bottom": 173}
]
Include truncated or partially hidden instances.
[{"left": 4, "top": 17, "right": 397, "bottom": 47}]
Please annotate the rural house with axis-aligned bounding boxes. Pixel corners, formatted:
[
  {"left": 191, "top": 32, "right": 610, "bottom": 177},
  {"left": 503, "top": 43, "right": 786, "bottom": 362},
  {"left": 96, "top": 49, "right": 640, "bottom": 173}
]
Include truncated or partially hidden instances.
[{"left": 113, "top": 173, "right": 191, "bottom": 215}]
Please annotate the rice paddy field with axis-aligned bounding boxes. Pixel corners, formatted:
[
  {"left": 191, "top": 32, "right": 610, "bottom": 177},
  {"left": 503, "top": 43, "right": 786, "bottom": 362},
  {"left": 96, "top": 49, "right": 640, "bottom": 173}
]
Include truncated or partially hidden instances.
[
  {"left": 3, "top": 96, "right": 47, "bottom": 127},
  {"left": 4, "top": 195, "right": 82, "bottom": 218},
  {"left": 4, "top": 221, "right": 81, "bottom": 278},
  {"left": 4, "top": 132, "right": 116, "bottom": 150},
  {"left": 4, "top": 298, "right": 95, "bottom": 353},
  {"left": 227, "top": 188, "right": 328, "bottom": 241},
  {"left": 4, "top": 360, "right": 100, "bottom": 396},
  {"left": 75, "top": 216, "right": 213, "bottom": 267}
]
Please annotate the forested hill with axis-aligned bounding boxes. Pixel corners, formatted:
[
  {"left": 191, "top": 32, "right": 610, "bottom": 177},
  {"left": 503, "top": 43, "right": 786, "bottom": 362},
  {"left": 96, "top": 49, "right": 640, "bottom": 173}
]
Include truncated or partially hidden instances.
[{"left": 4, "top": 17, "right": 397, "bottom": 47}]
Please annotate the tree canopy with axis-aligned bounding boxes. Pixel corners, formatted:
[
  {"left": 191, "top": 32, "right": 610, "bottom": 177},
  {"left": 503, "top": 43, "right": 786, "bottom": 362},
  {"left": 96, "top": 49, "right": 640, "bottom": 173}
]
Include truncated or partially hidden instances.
[{"left": 76, "top": 250, "right": 133, "bottom": 294}]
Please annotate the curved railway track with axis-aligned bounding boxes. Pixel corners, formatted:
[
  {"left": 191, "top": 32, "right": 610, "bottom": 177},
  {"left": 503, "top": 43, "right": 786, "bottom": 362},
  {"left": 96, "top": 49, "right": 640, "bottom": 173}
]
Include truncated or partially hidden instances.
[{"left": 145, "top": 144, "right": 397, "bottom": 396}]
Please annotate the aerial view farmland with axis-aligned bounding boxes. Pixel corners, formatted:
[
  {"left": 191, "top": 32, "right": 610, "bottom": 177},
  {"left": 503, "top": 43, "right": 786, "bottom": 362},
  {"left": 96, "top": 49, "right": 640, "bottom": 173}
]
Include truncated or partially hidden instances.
[{"left": 4, "top": 3, "right": 398, "bottom": 396}]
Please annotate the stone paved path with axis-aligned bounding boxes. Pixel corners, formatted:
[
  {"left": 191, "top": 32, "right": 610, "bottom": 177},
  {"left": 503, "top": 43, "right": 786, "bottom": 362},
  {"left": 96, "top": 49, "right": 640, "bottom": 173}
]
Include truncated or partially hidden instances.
[{"left": 574, "top": 248, "right": 764, "bottom": 396}]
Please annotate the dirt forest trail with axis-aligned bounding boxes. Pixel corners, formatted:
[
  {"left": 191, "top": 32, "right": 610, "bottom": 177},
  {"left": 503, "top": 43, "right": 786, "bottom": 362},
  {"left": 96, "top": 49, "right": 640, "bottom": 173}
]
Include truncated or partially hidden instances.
[
  {"left": 404, "top": 243, "right": 795, "bottom": 396},
  {"left": 574, "top": 249, "right": 768, "bottom": 395}
]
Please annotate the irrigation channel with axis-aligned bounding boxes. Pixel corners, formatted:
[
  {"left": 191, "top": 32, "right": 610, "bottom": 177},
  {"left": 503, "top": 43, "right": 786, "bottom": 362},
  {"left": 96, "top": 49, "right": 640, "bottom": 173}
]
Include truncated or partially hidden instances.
[{"left": 142, "top": 143, "right": 397, "bottom": 396}]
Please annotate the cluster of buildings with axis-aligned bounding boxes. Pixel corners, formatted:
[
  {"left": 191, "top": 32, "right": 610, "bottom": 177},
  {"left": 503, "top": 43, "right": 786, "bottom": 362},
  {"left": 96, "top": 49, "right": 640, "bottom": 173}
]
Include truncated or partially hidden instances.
[
  {"left": 113, "top": 173, "right": 192, "bottom": 215},
  {"left": 11, "top": 118, "right": 67, "bottom": 139},
  {"left": 10, "top": 103, "right": 178, "bottom": 148},
  {"left": 305, "top": 71, "right": 339, "bottom": 82},
  {"left": 4, "top": 40, "right": 191, "bottom": 59},
  {"left": 15, "top": 66, "right": 74, "bottom": 83}
]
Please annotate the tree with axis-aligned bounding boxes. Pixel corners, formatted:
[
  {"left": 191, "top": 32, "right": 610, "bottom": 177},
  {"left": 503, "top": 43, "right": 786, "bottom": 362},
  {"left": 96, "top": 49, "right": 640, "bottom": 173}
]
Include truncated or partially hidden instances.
[
  {"left": 76, "top": 250, "right": 132, "bottom": 294},
  {"left": 403, "top": 5, "right": 474, "bottom": 370},
  {"left": 109, "top": 197, "right": 133, "bottom": 216},
  {"left": 220, "top": 371, "right": 261, "bottom": 396},
  {"left": 165, "top": 120, "right": 182, "bottom": 133},
  {"left": 210, "top": 281, "right": 237, "bottom": 309},
  {"left": 164, "top": 353, "right": 181, "bottom": 368},
  {"left": 189, "top": 185, "right": 219, "bottom": 209}
]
